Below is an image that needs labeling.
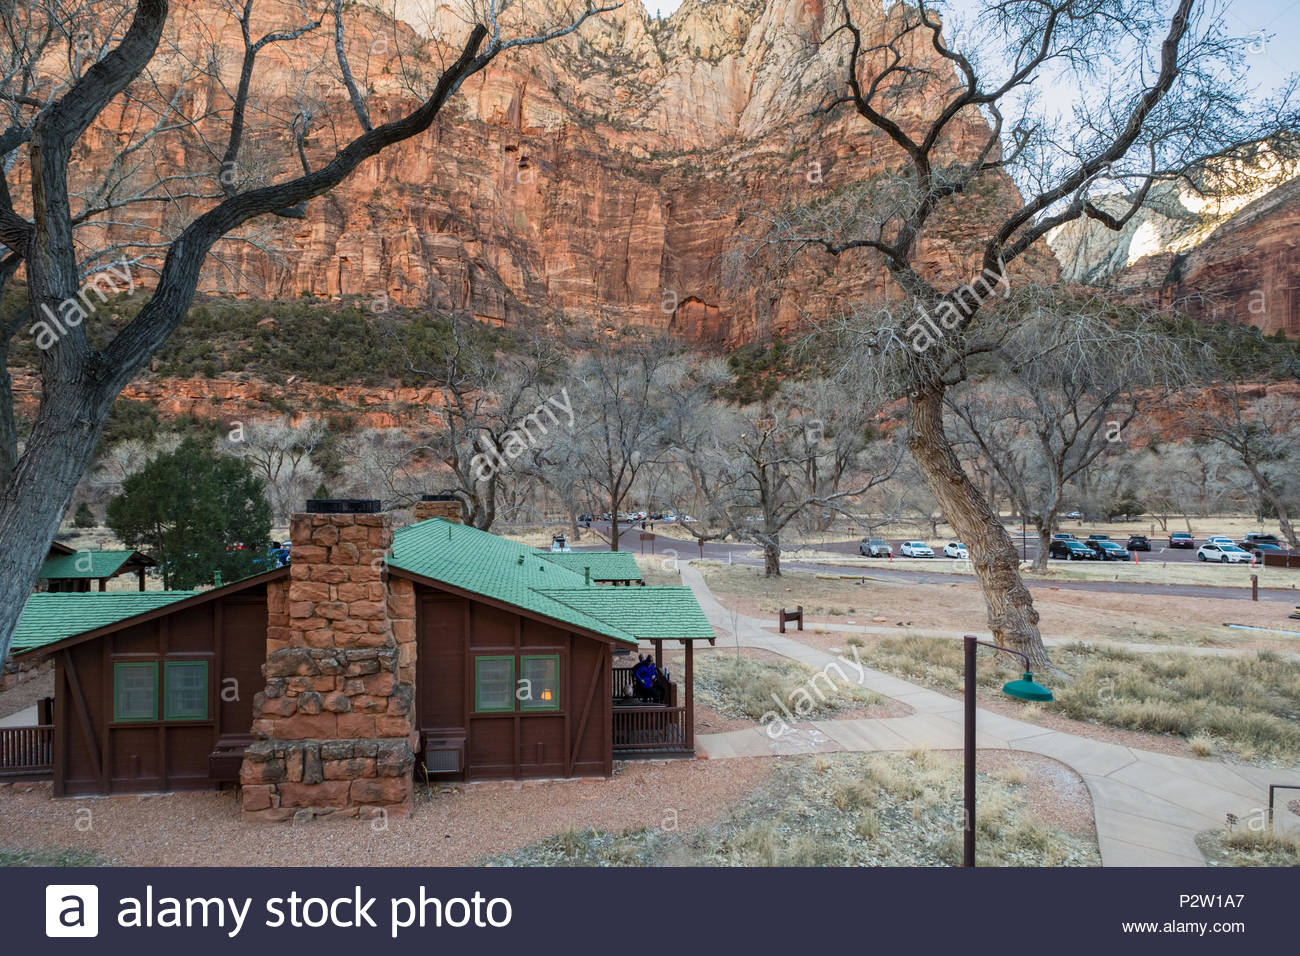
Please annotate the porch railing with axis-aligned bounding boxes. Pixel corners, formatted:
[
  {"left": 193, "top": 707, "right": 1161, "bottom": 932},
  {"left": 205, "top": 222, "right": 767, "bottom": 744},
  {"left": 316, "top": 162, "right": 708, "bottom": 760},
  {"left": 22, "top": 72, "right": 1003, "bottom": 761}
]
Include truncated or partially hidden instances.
[
  {"left": 612, "top": 706, "right": 688, "bottom": 752},
  {"left": 613, "top": 666, "right": 678, "bottom": 706},
  {"left": 0, "top": 725, "right": 54, "bottom": 778}
]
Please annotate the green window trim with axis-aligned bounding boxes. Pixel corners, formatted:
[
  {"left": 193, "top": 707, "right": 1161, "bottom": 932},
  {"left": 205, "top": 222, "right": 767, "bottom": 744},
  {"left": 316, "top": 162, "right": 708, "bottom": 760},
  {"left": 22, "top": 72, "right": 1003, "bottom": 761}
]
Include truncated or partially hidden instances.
[
  {"left": 113, "top": 662, "right": 158, "bottom": 722},
  {"left": 520, "top": 654, "right": 561, "bottom": 711},
  {"left": 164, "top": 660, "right": 210, "bottom": 721},
  {"left": 474, "top": 655, "right": 515, "bottom": 713}
]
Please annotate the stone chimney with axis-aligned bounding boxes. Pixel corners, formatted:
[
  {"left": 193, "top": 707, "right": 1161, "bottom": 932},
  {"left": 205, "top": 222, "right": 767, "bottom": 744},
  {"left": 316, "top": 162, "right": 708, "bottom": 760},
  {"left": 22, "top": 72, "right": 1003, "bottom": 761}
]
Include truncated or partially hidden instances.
[
  {"left": 240, "top": 499, "right": 417, "bottom": 821},
  {"left": 413, "top": 493, "right": 462, "bottom": 524}
]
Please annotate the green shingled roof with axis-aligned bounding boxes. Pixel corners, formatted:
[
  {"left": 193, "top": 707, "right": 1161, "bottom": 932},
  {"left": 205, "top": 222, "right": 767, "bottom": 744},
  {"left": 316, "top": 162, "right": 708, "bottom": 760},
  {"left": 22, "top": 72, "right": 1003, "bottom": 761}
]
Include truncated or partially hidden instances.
[
  {"left": 10, "top": 520, "right": 710, "bottom": 658},
  {"left": 11, "top": 591, "right": 198, "bottom": 653},
  {"left": 390, "top": 519, "right": 709, "bottom": 645},
  {"left": 535, "top": 587, "right": 714, "bottom": 640},
  {"left": 39, "top": 550, "right": 139, "bottom": 580},
  {"left": 536, "top": 550, "right": 643, "bottom": 582}
]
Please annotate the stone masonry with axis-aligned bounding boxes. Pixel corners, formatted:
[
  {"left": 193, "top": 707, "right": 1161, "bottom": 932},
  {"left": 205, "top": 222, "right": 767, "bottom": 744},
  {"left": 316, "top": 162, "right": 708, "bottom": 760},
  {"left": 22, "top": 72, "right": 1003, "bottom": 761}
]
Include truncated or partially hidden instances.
[
  {"left": 240, "top": 505, "right": 417, "bottom": 820},
  {"left": 412, "top": 495, "right": 461, "bottom": 524}
]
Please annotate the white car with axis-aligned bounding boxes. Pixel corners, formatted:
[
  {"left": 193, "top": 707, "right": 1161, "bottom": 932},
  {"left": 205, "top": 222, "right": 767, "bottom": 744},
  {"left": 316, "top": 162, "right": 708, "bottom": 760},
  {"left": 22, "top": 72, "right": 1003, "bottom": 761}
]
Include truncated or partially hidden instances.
[
  {"left": 1197, "top": 543, "right": 1252, "bottom": 564},
  {"left": 1206, "top": 535, "right": 1235, "bottom": 548},
  {"left": 900, "top": 541, "right": 935, "bottom": 558},
  {"left": 942, "top": 542, "right": 968, "bottom": 559}
]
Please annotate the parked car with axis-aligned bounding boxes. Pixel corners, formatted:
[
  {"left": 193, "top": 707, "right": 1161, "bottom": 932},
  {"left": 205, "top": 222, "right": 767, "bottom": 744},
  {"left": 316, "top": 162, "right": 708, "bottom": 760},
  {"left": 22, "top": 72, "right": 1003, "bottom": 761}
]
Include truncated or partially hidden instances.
[
  {"left": 1085, "top": 533, "right": 1110, "bottom": 543},
  {"left": 942, "top": 542, "right": 968, "bottom": 559},
  {"left": 578, "top": 514, "right": 593, "bottom": 523},
  {"left": 1049, "top": 540, "right": 1096, "bottom": 560},
  {"left": 1126, "top": 535, "right": 1151, "bottom": 551},
  {"left": 1052, "top": 532, "right": 1078, "bottom": 542},
  {"left": 1065, "top": 510, "right": 1083, "bottom": 519},
  {"left": 1087, "top": 539, "right": 1132, "bottom": 561},
  {"left": 1169, "top": 532, "right": 1195, "bottom": 549},
  {"left": 1240, "top": 532, "right": 1281, "bottom": 549},
  {"left": 1206, "top": 535, "right": 1235, "bottom": 548},
  {"left": 1249, "top": 542, "right": 1286, "bottom": 559},
  {"left": 1197, "top": 543, "right": 1253, "bottom": 564},
  {"left": 899, "top": 541, "right": 934, "bottom": 558},
  {"left": 859, "top": 538, "right": 892, "bottom": 557}
]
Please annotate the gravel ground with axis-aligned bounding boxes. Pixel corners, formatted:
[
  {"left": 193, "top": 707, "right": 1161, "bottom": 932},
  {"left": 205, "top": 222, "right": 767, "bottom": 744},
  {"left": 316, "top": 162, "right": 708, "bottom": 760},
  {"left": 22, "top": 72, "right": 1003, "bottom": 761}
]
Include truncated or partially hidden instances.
[{"left": 0, "top": 759, "right": 772, "bottom": 867}]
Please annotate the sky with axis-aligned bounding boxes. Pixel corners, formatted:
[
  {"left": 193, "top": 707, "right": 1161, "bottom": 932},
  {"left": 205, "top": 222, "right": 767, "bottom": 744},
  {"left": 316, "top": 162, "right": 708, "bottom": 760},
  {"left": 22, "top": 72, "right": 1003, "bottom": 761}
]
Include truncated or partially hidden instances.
[{"left": 639, "top": 0, "right": 1298, "bottom": 100}]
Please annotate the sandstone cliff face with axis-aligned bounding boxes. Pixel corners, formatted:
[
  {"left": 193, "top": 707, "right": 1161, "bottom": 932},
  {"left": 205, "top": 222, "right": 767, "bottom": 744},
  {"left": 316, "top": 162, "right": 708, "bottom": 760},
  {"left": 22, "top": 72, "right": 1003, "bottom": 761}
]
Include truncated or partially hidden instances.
[
  {"left": 54, "top": 0, "right": 1049, "bottom": 348},
  {"left": 1048, "top": 150, "right": 1300, "bottom": 336}
]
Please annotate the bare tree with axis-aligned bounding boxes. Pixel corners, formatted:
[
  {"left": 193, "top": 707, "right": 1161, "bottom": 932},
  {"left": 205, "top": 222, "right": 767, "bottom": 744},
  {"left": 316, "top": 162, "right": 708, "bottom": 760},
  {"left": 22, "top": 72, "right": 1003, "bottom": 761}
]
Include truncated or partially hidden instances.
[
  {"left": 568, "top": 332, "right": 677, "bottom": 552},
  {"left": 226, "top": 415, "right": 326, "bottom": 525},
  {"left": 741, "top": 0, "right": 1293, "bottom": 666},
  {"left": 701, "top": 384, "right": 899, "bottom": 577},
  {"left": 948, "top": 299, "right": 1187, "bottom": 570},
  {"left": 413, "top": 317, "right": 567, "bottom": 529},
  {"left": 0, "top": 0, "right": 618, "bottom": 659},
  {"left": 1192, "top": 384, "right": 1300, "bottom": 548}
]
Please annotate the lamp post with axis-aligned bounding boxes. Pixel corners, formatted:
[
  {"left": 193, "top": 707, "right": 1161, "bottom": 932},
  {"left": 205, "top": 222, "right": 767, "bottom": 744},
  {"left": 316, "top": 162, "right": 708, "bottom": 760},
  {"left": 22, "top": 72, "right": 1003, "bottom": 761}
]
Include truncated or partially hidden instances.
[{"left": 963, "top": 634, "right": 1052, "bottom": 867}]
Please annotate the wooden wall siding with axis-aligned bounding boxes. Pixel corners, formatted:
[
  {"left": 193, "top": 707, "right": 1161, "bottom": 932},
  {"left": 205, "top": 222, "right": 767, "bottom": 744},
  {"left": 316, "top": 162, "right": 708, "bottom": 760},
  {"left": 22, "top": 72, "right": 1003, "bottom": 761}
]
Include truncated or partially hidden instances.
[
  {"left": 54, "top": 589, "right": 268, "bottom": 796},
  {"left": 414, "top": 583, "right": 613, "bottom": 782}
]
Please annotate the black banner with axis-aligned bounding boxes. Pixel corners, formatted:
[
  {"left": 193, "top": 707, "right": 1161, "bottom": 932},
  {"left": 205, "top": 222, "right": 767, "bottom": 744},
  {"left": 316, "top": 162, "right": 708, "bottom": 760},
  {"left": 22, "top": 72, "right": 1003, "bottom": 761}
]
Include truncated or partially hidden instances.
[{"left": 0, "top": 866, "right": 1285, "bottom": 953}]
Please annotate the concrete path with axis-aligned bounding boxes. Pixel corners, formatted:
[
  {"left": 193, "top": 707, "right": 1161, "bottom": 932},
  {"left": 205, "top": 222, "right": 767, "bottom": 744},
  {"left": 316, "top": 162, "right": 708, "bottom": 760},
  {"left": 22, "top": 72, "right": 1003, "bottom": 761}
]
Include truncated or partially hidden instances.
[
  {"left": 0, "top": 705, "right": 38, "bottom": 728},
  {"left": 681, "top": 562, "right": 1300, "bottom": 867}
]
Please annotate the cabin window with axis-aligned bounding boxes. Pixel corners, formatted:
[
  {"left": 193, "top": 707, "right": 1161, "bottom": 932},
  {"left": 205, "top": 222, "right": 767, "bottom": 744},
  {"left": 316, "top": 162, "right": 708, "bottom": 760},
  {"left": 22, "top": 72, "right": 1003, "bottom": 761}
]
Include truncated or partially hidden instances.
[
  {"left": 474, "top": 656, "right": 515, "bottom": 712},
  {"left": 164, "top": 661, "right": 209, "bottom": 721},
  {"left": 113, "top": 662, "right": 158, "bottom": 722},
  {"left": 519, "top": 655, "right": 560, "bottom": 711}
]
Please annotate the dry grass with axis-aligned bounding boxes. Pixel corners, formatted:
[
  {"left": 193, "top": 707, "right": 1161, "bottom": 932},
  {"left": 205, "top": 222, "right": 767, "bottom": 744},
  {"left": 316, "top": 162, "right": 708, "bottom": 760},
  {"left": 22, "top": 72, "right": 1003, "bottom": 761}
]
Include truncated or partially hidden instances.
[
  {"left": 696, "top": 561, "right": 882, "bottom": 618},
  {"left": 1198, "top": 827, "right": 1300, "bottom": 867},
  {"left": 854, "top": 637, "right": 1300, "bottom": 766},
  {"left": 0, "top": 846, "right": 104, "bottom": 866},
  {"left": 482, "top": 751, "right": 1099, "bottom": 867},
  {"left": 692, "top": 651, "right": 884, "bottom": 721}
]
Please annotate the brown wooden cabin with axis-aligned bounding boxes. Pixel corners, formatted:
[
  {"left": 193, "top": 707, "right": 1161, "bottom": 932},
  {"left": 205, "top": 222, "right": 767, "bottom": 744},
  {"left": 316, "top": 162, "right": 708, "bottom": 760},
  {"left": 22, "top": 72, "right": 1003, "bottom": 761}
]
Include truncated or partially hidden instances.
[
  {"left": 39, "top": 548, "right": 156, "bottom": 592},
  {"left": 6, "top": 506, "right": 714, "bottom": 797}
]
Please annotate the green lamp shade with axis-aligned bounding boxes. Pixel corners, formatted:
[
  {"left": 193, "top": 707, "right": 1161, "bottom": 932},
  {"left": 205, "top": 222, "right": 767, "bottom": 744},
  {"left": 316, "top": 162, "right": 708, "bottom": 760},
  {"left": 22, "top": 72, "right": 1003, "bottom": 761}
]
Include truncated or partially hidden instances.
[{"left": 1002, "top": 671, "right": 1053, "bottom": 702}]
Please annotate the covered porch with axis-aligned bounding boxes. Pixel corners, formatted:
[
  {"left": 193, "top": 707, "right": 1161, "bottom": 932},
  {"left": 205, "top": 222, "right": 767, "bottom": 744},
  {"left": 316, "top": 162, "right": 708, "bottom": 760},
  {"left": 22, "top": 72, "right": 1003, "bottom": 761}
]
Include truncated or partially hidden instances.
[{"left": 612, "top": 635, "right": 713, "bottom": 758}]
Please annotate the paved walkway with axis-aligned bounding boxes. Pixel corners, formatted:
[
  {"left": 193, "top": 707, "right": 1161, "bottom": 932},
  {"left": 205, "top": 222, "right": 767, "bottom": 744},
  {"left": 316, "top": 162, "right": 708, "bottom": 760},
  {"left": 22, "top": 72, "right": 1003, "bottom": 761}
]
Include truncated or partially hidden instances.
[
  {"left": 681, "top": 562, "right": 1300, "bottom": 866},
  {"left": 0, "top": 705, "right": 38, "bottom": 728}
]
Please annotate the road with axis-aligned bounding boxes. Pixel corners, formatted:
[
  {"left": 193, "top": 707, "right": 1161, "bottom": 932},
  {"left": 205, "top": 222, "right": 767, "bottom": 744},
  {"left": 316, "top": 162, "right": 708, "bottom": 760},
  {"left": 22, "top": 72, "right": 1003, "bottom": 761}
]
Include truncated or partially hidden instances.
[{"left": 564, "top": 520, "right": 1299, "bottom": 605}]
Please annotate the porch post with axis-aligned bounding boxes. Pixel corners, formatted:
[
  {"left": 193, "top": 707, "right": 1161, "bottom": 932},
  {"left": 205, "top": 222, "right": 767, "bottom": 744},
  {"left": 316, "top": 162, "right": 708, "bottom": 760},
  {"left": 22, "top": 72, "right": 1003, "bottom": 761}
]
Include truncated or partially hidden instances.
[
  {"left": 683, "top": 639, "right": 694, "bottom": 753},
  {"left": 652, "top": 639, "right": 662, "bottom": 665}
]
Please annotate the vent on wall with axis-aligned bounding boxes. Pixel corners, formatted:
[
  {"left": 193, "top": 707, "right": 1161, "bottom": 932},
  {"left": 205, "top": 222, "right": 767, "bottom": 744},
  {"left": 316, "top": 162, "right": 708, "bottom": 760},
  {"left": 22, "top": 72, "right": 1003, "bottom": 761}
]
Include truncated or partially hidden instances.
[{"left": 420, "top": 737, "right": 464, "bottom": 774}]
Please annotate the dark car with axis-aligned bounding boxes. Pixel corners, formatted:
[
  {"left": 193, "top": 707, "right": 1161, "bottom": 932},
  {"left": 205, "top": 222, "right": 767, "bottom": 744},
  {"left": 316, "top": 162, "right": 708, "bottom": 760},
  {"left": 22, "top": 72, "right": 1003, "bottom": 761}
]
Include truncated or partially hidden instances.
[
  {"left": 1169, "top": 533, "right": 1195, "bottom": 548},
  {"left": 1248, "top": 542, "right": 1286, "bottom": 559},
  {"left": 1087, "top": 539, "right": 1132, "bottom": 561},
  {"left": 578, "top": 514, "right": 593, "bottom": 522},
  {"left": 1049, "top": 540, "right": 1096, "bottom": 560},
  {"left": 1126, "top": 535, "right": 1151, "bottom": 551},
  {"left": 1085, "top": 533, "right": 1110, "bottom": 542},
  {"left": 1240, "top": 532, "right": 1281, "bottom": 549},
  {"left": 1052, "top": 532, "right": 1077, "bottom": 542}
]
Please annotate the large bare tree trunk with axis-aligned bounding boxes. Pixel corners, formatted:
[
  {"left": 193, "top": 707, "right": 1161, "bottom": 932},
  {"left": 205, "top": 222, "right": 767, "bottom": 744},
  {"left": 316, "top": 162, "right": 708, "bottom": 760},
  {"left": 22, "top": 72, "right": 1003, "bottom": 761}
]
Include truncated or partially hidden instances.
[
  {"left": 1033, "top": 524, "right": 1052, "bottom": 572},
  {"left": 0, "top": 382, "right": 116, "bottom": 650},
  {"left": 763, "top": 538, "right": 781, "bottom": 577},
  {"left": 907, "top": 389, "right": 1051, "bottom": 669}
]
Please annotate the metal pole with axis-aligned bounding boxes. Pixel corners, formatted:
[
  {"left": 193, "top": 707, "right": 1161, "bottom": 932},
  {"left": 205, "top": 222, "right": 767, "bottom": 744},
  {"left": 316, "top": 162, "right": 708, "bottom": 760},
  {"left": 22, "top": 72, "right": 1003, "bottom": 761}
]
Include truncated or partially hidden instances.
[{"left": 964, "top": 634, "right": 977, "bottom": 867}]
